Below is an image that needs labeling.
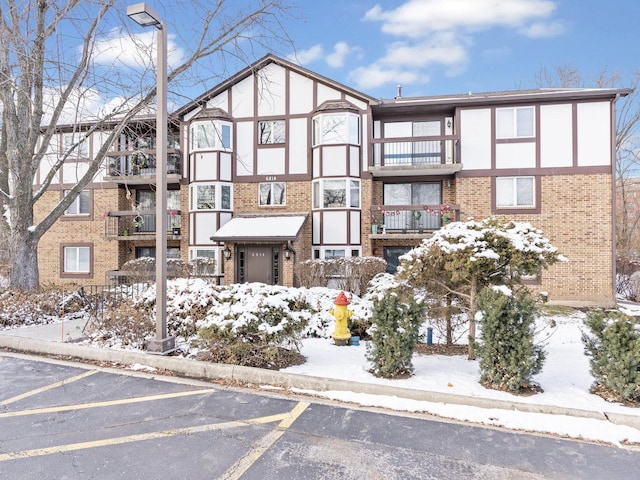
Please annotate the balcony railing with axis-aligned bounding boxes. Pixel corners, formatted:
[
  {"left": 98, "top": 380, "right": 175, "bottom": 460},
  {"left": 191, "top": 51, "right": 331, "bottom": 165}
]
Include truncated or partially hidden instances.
[
  {"left": 105, "top": 151, "right": 181, "bottom": 179},
  {"left": 370, "top": 204, "right": 460, "bottom": 233},
  {"left": 371, "top": 137, "right": 459, "bottom": 169},
  {"left": 104, "top": 210, "right": 182, "bottom": 239}
]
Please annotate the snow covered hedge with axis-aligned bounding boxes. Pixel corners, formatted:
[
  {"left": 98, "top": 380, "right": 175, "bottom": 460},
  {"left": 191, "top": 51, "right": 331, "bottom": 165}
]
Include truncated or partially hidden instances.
[{"left": 88, "top": 279, "right": 376, "bottom": 357}]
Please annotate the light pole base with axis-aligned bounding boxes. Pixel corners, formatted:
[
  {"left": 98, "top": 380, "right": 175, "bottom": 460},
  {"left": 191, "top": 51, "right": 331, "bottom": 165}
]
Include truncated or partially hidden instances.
[{"left": 145, "top": 336, "right": 176, "bottom": 354}]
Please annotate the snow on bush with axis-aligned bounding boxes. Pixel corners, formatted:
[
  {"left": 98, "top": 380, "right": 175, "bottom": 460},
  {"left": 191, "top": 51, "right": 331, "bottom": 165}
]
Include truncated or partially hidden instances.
[{"left": 121, "top": 279, "right": 375, "bottom": 356}]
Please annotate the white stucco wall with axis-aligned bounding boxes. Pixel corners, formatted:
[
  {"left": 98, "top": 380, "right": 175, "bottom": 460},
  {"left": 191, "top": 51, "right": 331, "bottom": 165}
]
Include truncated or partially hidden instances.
[
  {"left": 577, "top": 101, "right": 611, "bottom": 167},
  {"left": 540, "top": 103, "right": 573, "bottom": 168},
  {"left": 460, "top": 108, "right": 491, "bottom": 170}
]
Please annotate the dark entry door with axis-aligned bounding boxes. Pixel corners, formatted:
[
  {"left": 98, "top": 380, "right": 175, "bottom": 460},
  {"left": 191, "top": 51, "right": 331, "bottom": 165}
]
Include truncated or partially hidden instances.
[{"left": 238, "top": 245, "right": 281, "bottom": 284}]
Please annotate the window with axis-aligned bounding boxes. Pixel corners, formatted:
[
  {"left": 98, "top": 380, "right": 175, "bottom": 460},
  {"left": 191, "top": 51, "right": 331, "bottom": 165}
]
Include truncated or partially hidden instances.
[
  {"left": 190, "top": 120, "right": 231, "bottom": 151},
  {"left": 384, "top": 182, "right": 440, "bottom": 206},
  {"left": 135, "top": 246, "right": 180, "bottom": 259},
  {"left": 192, "top": 184, "right": 215, "bottom": 210},
  {"left": 64, "top": 190, "right": 90, "bottom": 215},
  {"left": 259, "top": 182, "right": 285, "bottom": 206},
  {"left": 312, "top": 179, "right": 360, "bottom": 209},
  {"left": 221, "top": 185, "right": 231, "bottom": 209},
  {"left": 496, "top": 107, "right": 534, "bottom": 138},
  {"left": 258, "top": 120, "right": 285, "bottom": 144},
  {"left": 189, "top": 183, "right": 232, "bottom": 211},
  {"left": 313, "top": 247, "right": 362, "bottom": 260},
  {"left": 63, "top": 133, "right": 88, "bottom": 157},
  {"left": 382, "top": 182, "right": 442, "bottom": 230},
  {"left": 384, "top": 247, "right": 412, "bottom": 274},
  {"left": 496, "top": 176, "right": 535, "bottom": 208},
  {"left": 312, "top": 113, "right": 360, "bottom": 146},
  {"left": 189, "top": 248, "right": 220, "bottom": 276},
  {"left": 64, "top": 246, "right": 90, "bottom": 273}
]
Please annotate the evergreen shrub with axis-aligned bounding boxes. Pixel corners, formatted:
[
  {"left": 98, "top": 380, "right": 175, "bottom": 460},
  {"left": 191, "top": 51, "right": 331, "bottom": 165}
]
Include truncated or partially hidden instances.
[
  {"left": 475, "top": 287, "right": 545, "bottom": 393},
  {"left": 582, "top": 310, "right": 640, "bottom": 402},
  {"left": 366, "top": 292, "right": 423, "bottom": 378}
]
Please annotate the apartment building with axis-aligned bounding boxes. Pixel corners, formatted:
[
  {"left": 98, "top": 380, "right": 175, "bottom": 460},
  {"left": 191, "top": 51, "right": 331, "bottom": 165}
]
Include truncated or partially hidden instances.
[{"left": 35, "top": 54, "right": 630, "bottom": 307}]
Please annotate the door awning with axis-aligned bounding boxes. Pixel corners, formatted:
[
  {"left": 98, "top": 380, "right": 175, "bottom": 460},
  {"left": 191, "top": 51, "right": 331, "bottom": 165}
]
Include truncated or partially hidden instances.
[{"left": 210, "top": 214, "right": 307, "bottom": 243}]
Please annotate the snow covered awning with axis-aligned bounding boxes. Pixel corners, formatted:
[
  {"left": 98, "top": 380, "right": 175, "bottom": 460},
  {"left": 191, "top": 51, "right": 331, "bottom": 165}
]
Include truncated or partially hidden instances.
[{"left": 210, "top": 214, "right": 307, "bottom": 243}]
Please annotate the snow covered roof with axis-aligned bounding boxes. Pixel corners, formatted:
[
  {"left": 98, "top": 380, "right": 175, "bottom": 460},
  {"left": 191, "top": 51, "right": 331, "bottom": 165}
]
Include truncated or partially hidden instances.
[{"left": 210, "top": 214, "right": 307, "bottom": 242}]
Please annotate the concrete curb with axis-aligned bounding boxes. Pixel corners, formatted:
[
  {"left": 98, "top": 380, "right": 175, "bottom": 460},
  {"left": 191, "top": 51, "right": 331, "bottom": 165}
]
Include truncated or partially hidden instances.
[{"left": 1, "top": 334, "right": 639, "bottom": 431}]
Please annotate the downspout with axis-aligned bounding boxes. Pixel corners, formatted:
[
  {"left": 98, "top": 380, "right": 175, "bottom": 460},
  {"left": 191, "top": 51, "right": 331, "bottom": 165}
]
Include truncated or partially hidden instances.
[{"left": 612, "top": 93, "right": 620, "bottom": 307}]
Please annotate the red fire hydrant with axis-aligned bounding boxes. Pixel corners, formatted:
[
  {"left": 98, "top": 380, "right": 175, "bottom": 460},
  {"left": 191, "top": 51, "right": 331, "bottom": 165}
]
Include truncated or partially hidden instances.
[{"left": 330, "top": 291, "right": 352, "bottom": 346}]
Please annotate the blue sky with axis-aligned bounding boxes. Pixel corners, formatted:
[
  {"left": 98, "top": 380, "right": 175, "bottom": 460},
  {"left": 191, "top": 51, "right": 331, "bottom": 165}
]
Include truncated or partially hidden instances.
[
  {"left": 280, "top": 0, "right": 638, "bottom": 99},
  {"left": 43, "top": 0, "right": 640, "bottom": 119}
]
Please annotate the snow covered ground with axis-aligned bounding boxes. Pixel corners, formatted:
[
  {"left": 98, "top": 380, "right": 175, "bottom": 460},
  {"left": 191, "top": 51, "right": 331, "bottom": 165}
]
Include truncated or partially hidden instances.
[{"left": 282, "top": 308, "right": 640, "bottom": 448}]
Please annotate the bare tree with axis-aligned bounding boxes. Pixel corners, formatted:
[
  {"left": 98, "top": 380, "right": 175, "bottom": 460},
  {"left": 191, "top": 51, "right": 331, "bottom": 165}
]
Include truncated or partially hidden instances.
[
  {"left": 0, "top": 0, "right": 294, "bottom": 290},
  {"left": 534, "top": 64, "right": 640, "bottom": 258}
]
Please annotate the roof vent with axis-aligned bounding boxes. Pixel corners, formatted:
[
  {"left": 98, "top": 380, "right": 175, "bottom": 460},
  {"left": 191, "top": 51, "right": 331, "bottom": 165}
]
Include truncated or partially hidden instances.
[{"left": 396, "top": 84, "right": 402, "bottom": 99}]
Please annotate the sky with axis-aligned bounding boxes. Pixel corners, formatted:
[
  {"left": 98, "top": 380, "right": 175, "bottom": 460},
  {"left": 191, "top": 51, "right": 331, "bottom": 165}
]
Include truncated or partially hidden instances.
[
  {"left": 282, "top": 0, "right": 639, "bottom": 99},
  {"left": 62, "top": 0, "right": 639, "bottom": 118}
]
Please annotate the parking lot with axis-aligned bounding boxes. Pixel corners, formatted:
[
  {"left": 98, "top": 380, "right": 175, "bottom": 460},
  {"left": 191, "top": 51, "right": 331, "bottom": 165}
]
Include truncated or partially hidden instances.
[
  {"left": 0, "top": 354, "right": 312, "bottom": 479},
  {"left": 2, "top": 353, "right": 639, "bottom": 479}
]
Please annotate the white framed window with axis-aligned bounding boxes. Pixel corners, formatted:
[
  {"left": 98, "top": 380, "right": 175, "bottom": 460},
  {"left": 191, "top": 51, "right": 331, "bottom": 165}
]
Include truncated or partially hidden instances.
[
  {"left": 64, "top": 190, "right": 91, "bottom": 215},
  {"left": 63, "top": 133, "right": 89, "bottom": 157},
  {"left": 313, "top": 247, "right": 361, "bottom": 260},
  {"left": 496, "top": 107, "right": 534, "bottom": 138},
  {"left": 312, "top": 178, "right": 360, "bottom": 209},
  {"left": 190, "top": 120, "right": 231, "bottom": 151},
  {"left": 259, "top": 182, "right": 285, "bottom": 206},
  {"left": 64, "top": 246, "right": 90, "bottom": 273},
  {"left": 189, "top": 183, "right": 232, "bottom": 211},
  {"left": 188, "top": 248, "right": 220, "bottom": 276},
  {"left": 312, "top": 113, "right": 360, "bottom": 146},
  {"left": 496, "top": 176, "right": 535, "bottom": 208},
  {"left": 258, "top": 120, "right": 285, "bottom": 144}
]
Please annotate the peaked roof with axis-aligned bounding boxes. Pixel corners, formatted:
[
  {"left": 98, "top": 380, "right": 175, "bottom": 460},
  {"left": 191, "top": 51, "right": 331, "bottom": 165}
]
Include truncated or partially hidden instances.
[{"left": 175, "top": 54, "right": 378, "bottom": 118}]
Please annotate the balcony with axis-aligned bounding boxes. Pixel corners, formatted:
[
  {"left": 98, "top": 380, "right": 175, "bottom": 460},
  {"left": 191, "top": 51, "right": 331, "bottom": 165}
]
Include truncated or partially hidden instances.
[
  {"left": 104, "top": 210, "right": 182, "bottom": 240},
  {"left": 370, "top": 137, "right": 461, "bottom": 177},
  {"left": 104, "top": 151, "right": 181, "bottom": 185},
  {"left": 370, "top": 204, "right": 460, "bottom": 239}
]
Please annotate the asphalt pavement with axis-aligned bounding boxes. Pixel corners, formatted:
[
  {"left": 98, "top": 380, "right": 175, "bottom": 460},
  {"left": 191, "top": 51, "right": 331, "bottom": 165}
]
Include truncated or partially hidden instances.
[{"left": 0, "top": 317, "right": 639, "bottom": 432}]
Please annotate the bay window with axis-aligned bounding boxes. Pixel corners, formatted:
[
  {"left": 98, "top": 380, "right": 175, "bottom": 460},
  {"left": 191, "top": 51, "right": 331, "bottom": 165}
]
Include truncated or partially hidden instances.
[
  {"left": 190, "top": 120, "right": 231, "bottom": 151},
  {"left": 189, "top": 183, "right": 232, "bottom": 211},
  {"left": 312, "top": 113, "right": 360, "bottom": 146},
  {"left": 312, "top": 178, "right": 360, "bottom": 209}
]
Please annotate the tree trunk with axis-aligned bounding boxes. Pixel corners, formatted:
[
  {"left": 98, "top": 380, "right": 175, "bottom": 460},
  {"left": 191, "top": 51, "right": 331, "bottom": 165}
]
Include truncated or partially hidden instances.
[{"left": 9, "top": 231, "right": 40, "bottom": 291}]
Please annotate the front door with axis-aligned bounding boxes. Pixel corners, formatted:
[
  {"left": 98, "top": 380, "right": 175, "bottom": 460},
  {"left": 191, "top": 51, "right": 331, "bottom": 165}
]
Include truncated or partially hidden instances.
[{"left": 238, "top": 245, "right": 281, "bottom": 285}]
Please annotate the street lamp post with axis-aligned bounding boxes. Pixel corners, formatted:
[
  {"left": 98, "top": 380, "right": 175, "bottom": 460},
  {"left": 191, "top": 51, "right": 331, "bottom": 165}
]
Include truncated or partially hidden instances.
[{"left": 127, "top": 2, "right": 174, "bottom": 353}]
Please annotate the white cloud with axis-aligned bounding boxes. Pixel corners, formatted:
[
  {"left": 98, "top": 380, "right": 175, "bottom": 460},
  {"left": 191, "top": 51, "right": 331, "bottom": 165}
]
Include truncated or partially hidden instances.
[
  {"left": 348, "top": 64, "right": 428, "bottom": 91},
  {"left": 327, "top": 42, "right": 352, "bottom": 68},
  {"left": 364, "top": 0, "right": 558, "bottom": 37},
  {"left": 357, "top": 0, "right": 564, "bottom": 93},
  {"left": 91, "top": 28, "right": 185, "bottom": 71},
  {"left": 288, "top": 44, "right": 324, "bottom": 65},
  {"left": 519, "top": 21, "right": 566, "bottom": 38},
  {"left": 380, "top": 34, "right": 469, "bottom": 69}
]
